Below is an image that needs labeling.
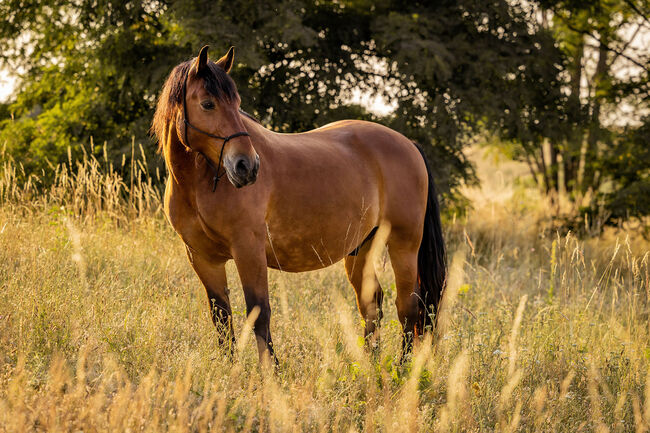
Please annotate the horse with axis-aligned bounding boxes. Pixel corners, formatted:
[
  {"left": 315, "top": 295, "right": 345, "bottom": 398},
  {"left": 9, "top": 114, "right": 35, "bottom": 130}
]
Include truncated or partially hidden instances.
[{"left": 152, "top": 45, "right": 446, "bottom": 365}]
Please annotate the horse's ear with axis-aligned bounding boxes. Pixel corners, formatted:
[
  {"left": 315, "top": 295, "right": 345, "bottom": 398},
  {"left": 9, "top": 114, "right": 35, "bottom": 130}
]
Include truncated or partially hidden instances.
[
  {"left": 194, "top": 45, "right": 209, "bottom": 74},
  {"left": 215, "top": 46, "right": 235, "bottom": 73}
]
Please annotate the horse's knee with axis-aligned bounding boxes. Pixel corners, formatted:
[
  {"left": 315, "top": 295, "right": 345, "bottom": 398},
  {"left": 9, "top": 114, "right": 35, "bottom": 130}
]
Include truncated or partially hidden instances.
[
  {"left": 243, "top": 291, "right": 277, "bottom": 364},
  {"left": 255, "top": 303, "right": 271, "bottom": 330},
  {"left": 243, "top": 292, "right": 271, "bottom": 332},
  {"left": 204, "top": 296, "right": 234, "bottom": 350},
  {"left": 209, "top": 296, "right": 231, "bottom": 323}
]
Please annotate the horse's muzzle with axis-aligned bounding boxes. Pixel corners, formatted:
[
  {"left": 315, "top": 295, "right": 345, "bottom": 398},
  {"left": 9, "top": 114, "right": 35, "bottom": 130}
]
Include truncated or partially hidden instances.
[{"left": 226, "top": 154, "right": 259, "bottom": 188}]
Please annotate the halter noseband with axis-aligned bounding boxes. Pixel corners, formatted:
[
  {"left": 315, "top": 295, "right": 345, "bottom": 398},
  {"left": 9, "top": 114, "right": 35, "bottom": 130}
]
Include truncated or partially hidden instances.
[{"left": 181, "top": 68, "right": 250, "bottom": 191}]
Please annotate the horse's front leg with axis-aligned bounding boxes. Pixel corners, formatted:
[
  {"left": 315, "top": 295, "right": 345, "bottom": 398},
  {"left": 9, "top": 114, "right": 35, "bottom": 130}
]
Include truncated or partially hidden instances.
[
  {"left": 186, "top": 248, "right": 235, "bottom": 353},
  {"left": 232, "top": 238, "right": 277, "bottom": 366}
]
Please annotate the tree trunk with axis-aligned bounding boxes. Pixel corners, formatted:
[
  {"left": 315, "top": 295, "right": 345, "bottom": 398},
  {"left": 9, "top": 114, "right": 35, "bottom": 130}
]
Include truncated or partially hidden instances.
[
  {"left": 538, "top": 138, "right": 551, "bottom": 194},
  {"left": 564, "top": 36, "right": 584, "bottom": 193},
  {"left": 581, "top": 36, "right": 609, "bottom": 193},
  {"left": 549, "top": 140, "right": 558, "bottom": 192}
]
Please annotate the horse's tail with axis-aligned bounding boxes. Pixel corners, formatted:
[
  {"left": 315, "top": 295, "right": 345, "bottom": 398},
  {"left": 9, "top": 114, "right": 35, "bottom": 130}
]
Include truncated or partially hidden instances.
[{"left": 413, "top": 142, "right": 447, "bottom": 333}]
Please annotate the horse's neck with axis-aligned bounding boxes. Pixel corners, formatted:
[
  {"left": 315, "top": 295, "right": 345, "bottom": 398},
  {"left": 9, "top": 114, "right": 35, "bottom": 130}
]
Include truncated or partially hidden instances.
[
  {"left": 164, "top": 122, "right": 197, "bottom": 192},
  {"left": 240, "top": 114, "right": 273, "bottom": 154}
]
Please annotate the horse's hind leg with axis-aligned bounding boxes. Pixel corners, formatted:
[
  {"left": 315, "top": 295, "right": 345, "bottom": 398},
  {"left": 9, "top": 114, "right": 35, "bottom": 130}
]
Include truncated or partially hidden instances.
[
  {"left": 186, "top": 248, "right": 235, "bottom": 353},
  {"left": 344, "top": 241, "right": 384, "bottom": 348},
  {"left": 387, "top": 230, "right": 421, "bottom": 360}
]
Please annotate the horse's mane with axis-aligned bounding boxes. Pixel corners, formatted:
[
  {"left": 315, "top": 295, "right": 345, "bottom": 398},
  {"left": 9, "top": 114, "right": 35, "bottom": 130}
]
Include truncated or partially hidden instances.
[
  {"left": 152, "top": 58, "right": 238, "bottom": 151},
  {"left": 238, "top": 109, "right": 260, "bottom": 124}
]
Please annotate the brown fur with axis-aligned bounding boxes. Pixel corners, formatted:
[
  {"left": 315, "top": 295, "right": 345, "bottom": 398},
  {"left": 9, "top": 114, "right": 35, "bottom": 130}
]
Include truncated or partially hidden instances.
[{"left": 152, "top": 47, "right": 446, "bottom": 364}]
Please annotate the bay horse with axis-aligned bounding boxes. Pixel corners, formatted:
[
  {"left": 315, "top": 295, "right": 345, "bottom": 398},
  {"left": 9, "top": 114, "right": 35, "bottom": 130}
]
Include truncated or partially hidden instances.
[{"left": 152, "top": 46, "right": 446, "bottom": 364}]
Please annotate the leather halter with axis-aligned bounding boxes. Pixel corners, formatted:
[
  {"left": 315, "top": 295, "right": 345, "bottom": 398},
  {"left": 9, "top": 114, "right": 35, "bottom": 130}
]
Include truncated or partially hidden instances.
[{"left": 181, "top": 68, "right": 250, "bottom": 191}]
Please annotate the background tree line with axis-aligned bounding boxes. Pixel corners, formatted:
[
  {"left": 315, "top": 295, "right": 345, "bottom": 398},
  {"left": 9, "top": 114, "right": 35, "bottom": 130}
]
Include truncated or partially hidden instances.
[{"left": 0, "top": 0, "right": 648, "bottom": 232}]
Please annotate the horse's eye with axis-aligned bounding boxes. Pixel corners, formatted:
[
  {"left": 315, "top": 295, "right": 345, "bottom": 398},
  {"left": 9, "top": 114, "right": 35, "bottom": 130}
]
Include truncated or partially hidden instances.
[{"left": 200, "top": 100, "right": 215, "bottom": 110}]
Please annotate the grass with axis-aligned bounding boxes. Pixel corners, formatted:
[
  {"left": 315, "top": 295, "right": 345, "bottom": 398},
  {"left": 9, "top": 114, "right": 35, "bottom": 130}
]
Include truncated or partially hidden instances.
[{"left": 0, "top": 151, "right": 649, "bottom": 432}]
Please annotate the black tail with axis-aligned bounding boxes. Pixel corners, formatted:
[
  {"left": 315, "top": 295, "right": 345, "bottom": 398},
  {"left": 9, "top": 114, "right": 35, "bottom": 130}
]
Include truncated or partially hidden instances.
[{"left": 413, "top": 142, "right": 447, "bottom": 332}]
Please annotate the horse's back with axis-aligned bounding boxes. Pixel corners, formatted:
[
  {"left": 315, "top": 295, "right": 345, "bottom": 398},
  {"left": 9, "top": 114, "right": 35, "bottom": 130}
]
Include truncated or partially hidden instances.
[
  {"left": 301, "top": 120, "right": 429, "bottom": 227},
  {"left": 307, "top": 120, "right": 425, "bottom": 168}
]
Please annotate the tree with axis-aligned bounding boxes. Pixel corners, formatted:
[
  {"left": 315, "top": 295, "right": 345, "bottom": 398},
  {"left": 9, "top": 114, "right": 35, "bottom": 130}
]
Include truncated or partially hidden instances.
[
  {"left": 504, "top": 0, "right": 650, "bottom": 232},
  {"left": 0, "top": 0, "right": 182, "bottom": 180},
  {"left": 0, "top": 0, "right": 580, "bottom": 209},
  {"left": 597, "top": 116, "right": 650, "bottom": 226}
]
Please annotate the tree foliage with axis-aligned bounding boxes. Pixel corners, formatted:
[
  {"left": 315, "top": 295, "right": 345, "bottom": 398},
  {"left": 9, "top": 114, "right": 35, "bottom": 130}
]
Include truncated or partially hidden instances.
[
  {"left": 511, "top": 0, "right": 650, "bottom": 232},
  {"left": 0, "top": 0, "right": 648, "bottom": 226}
]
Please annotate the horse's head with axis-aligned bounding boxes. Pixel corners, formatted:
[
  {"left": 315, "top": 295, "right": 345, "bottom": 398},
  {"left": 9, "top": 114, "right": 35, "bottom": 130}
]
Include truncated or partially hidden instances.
[{"left": 179, "top": 45, "right": 259, "bottom": 188}]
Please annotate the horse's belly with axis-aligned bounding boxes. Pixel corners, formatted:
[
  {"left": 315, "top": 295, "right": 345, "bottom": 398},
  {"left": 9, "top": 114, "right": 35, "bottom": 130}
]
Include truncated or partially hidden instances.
[
  {"left": 264, "top": 226, "right": 372, "bottom": 272},
  {"left": 264, "top": 188, "right": 380, "bottom": 272}
]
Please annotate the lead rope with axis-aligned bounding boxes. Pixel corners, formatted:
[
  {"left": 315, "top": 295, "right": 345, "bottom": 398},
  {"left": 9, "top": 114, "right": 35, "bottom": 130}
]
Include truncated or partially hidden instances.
[{"left": 181, "top": 68, "right": 250, "bottom": 191}]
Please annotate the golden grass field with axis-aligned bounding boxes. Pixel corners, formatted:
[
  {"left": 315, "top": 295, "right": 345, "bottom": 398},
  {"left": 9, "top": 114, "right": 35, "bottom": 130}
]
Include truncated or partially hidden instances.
[{"left": 0, "top": 147, "right": 649, "bottom": 432}]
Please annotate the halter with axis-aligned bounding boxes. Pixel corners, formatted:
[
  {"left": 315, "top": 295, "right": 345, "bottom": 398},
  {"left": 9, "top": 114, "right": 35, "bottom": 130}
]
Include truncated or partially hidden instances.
[{"left": 181, "top": 68, "right": 250, "bottom": 191}]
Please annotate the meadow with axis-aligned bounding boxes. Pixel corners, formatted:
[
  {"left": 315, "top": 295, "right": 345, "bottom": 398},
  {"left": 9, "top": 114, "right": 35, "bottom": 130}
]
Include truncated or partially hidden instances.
[{"left": 0, "top": 148, "right": 648, "bottom": 432}]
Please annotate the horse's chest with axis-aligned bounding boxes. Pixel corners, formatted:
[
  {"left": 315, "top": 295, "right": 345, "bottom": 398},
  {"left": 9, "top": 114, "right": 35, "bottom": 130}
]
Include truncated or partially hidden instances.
[
  {"left": 165, "top": 188, "right": 232, "bottom": 260},
  {"left": 177, "top": 213, "right": 231, "bottom": 255}
]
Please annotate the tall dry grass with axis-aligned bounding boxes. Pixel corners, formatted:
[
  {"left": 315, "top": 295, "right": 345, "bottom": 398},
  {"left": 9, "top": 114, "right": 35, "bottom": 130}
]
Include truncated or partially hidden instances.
[
  {"left": 0, "top": 140, "right": 162, "bottom": 222},
  {"left": 0, "top": 149, "right": 649, "bottom": 432}
]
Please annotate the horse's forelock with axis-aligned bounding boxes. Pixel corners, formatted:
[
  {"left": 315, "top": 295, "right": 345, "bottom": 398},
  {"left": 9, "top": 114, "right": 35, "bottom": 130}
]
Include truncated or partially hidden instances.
[{"left": 200, "top": 62, "right": 238, "bottom": 102}]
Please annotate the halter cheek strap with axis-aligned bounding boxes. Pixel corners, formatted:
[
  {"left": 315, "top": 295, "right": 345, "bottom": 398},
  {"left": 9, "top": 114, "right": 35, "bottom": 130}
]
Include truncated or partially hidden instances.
[{"left": 182, "top": 68, "right": 250, "bottom": 191}]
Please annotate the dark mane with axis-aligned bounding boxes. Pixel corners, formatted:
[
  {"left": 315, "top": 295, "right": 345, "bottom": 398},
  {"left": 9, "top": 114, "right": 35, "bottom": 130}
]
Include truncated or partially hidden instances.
[{"left": 152, "top": 58, "right": 238, "bottom": 150}]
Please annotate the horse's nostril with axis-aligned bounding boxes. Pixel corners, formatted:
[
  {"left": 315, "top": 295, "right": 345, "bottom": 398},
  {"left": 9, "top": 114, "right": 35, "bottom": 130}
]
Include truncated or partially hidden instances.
[{"left": 235, "top": 159, "right": 249, "bottom": 176}]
